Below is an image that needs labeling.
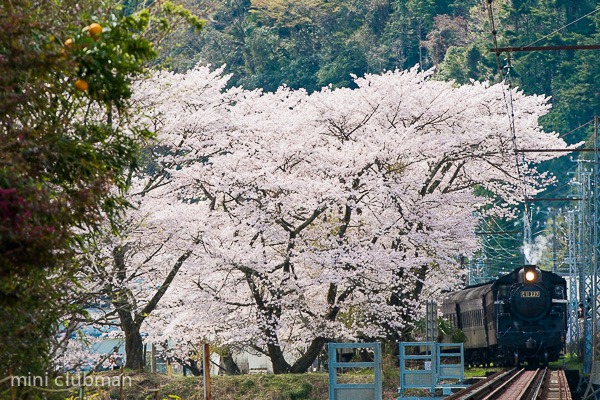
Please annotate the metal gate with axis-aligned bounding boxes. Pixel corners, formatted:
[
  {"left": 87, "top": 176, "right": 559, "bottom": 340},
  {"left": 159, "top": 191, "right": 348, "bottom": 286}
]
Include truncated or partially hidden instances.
[
  {"left": 399, "top": 342, "right": 436, "bottom": 397},
  {"left": 398, "top": 342, "right": 466, "bottom": 399},
  {"left": 328, "top": 342, "right": 382, "bottom": 400}
]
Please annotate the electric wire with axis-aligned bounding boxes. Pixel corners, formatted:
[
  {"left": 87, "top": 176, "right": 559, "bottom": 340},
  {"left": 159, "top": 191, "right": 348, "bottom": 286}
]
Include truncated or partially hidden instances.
[
  {"left": 502, "top": 58, "right": 530, "bottom": 216},
  {"left": 560, "top": 119, "right": 594, "bottom": 139},
  {"left": 537, "top": 182, "right": 574, "bottom": 199},
  {"left": 485, "top": 0, "right": 532, "bottom": 243},
  {"left": 524, "top": 7, "right": 600, "bottom": 48}
]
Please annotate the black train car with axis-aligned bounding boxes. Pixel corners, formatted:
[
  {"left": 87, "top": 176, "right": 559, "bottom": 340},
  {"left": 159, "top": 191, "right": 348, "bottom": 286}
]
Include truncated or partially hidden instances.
[{"left": 442, "top": 265, "right": 567, "bottom": 366}]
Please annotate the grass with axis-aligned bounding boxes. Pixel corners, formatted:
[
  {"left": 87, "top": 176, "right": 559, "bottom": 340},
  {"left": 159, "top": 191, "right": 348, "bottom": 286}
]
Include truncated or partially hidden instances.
[
  {"left": 550, "top": 354, "right": 583, "bottom": 371},
  {"left": 81, "top": 369, "right": 404, "bottom": 400},
  {"left": 463, "top": 365, "right": 502, "bottom": 378},
  {"left": 460, "top": 353, "right": 583, "bottom": 379}
]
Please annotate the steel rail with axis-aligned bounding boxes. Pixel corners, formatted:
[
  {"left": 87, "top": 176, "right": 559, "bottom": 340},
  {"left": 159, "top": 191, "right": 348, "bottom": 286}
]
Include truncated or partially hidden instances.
[
  {"left": 445, "top": 368, "right": 522, "bottom": 400},
  {"left": 521, "top": 368, "right": 546, "bottom": 400},
  {"left": 544, "top": 369, "right": 573, "bottom": 400},
  {"left": 479, "top": 369, "right": 532, "bottom": 400},
  {"left": 443, "top": 369, "right": 515, "bottom": 400},
  {"left": 559, "top": 369, "right": 573, "bottom": 400}
]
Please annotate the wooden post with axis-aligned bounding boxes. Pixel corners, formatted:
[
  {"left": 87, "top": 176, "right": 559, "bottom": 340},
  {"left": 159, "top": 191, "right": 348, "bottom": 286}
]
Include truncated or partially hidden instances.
[
  {"left": 167, "top": 358, "right": 172, "bottom": 377},
  {"left": 151, "top": 344, "right": 157, "bottom": 373},
  {"left": 155, "top": 382, "right": 159, "bottom": 400},
  {"left": 203, "top": 344, "right": 211, "bottom": 400},
  {"left": 79, "top": 372, "right": 84, "bottom": 399},
  {"left": 119, "top": 366, "right": 124, "bottom": 400},
  {"left": 9, "top": 368, "right": 14, "bottom": 400}
]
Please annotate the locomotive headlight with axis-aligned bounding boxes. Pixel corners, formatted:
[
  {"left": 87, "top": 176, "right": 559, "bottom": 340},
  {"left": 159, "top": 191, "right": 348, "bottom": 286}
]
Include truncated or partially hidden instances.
[
  {"left": 522, "top": 264, "right": 540, "bottom": 284},
  {"left": 526, "top": 271, "right": 535, "bottom": 281}
]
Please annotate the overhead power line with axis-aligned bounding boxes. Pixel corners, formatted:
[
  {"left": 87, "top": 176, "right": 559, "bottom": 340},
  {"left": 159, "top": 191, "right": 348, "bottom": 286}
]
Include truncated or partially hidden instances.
[
  {"left": 560, "top": 120, "right": 594, "bottom": 139},
  {"left": 515, "top": 148, "right": 593, "bottom": 153},
  {"left": 492, "top": 45, "right": 600, "bottom": 53},
  {"left": 524, "top": 7, "right": 600, "bottom": 48},
  {"left": 524, "top": 198, "right": 582, "bottom": 202},
  {"left": 476, "top": 230, "right": 522, "bottom": 235}
]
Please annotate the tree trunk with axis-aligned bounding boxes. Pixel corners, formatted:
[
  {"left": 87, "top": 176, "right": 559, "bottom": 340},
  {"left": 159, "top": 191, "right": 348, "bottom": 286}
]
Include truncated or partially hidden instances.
[
  {"left": 111, "top": 244, "right": 195, "bottom": 371},
  {"left": 290, "top": 337, "right": 326, "bottom": 373},
  {"left": 267, "top": 343, "right": 292, "bottom": 374},
  {"left": 170, "top": 354, "right": 204, "bottom": 376},
  {"left": 186, "top": 362, "right": 202, "bottom": 376},
  {"left": 123, "top": 327, "right": 144, "bottom": 370},
  {"left": 221, "top": 352, "right": 241, "bottom": 375},
  {"left": 122, "top": 318, "right": 144, "bottom": 370},
  {"left": 181, "top": 358, "right": 203, "bottom": 376}
]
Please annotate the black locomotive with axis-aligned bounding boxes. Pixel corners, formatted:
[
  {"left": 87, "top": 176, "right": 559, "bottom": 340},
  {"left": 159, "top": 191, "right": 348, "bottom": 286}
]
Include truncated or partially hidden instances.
[{"left": 441, "top": 265, "right": 568, "bottom": 367}]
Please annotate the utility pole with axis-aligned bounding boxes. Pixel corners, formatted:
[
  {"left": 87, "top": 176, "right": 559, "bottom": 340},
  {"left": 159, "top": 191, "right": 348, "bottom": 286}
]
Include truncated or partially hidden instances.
[{"left": 552, "top": 210, "right": 558, "bottom": 273}]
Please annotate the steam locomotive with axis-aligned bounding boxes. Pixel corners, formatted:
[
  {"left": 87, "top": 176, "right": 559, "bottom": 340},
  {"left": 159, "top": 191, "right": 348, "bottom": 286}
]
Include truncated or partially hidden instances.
[{"left": 441, "top": 265, "right": 568, "bottom": 366}]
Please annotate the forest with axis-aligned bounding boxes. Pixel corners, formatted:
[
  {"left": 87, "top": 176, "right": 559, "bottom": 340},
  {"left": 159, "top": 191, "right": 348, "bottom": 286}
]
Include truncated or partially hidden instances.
[{"left": 164, "top": 0, "right": 600, "bottom": 140}]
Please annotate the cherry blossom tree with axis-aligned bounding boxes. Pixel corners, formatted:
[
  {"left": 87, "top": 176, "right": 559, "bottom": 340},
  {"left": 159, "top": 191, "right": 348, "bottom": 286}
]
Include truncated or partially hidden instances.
[
  {"left": 72, "top": 64, "right": 575, "bottom": 373},
  {"left": 69, "top": 65, "right": 240, "bottom": 370}
]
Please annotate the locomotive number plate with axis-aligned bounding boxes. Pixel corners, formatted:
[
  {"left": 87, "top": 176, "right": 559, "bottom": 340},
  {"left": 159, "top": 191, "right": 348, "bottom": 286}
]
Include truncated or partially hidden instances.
[{"left": 521, "top": 291, "right": 540, "bottom": 298}]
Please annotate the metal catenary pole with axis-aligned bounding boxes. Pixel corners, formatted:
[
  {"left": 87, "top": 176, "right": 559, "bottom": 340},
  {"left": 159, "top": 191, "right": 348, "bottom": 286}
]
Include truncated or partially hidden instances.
[
  {"left": 594, "top": 116, "right": 600, "bottom": 364},
  {"left": 578, "top": 163, "right": 593, "bottom": 375},
  {"left": 567, "top": 211, "right": 580, "bottom": 359}
]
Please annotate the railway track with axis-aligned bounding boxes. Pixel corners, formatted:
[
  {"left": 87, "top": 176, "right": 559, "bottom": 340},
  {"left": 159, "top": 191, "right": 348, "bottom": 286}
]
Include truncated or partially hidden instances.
[{"left": 443, "top": 368, "right": 572, "bottom": 400}]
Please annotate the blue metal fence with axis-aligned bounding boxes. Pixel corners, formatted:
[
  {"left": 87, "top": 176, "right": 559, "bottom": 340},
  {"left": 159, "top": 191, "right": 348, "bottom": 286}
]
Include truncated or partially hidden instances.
[
  {"left": 436, "top": 343, "right": 465, "bottom": 385},
  {"left": 398, "top": 342, "right": 436, "bottom": 397},
  {"left": 398, "top": 342, "right": 466, "bottom": 399},
  {"left": 328, "top": 342, "right": 382, "bottom": 400}
]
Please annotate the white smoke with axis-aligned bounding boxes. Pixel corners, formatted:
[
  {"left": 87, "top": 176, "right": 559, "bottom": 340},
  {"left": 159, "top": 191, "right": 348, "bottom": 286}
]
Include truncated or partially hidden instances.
[{"left": 523, "top": 235, "right": 548, "bottom": 265}]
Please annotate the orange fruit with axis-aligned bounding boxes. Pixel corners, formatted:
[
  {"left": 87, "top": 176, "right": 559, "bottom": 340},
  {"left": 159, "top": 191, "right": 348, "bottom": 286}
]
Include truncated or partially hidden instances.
[
  {"left": 74, "top": 79, "right": 89, "bottom": 91},
  {"left": 88, "top": 23, "right": 102, "bottom": 39},
  {"left": 64, "top": 38, "right": 73, "bottom": 46}
]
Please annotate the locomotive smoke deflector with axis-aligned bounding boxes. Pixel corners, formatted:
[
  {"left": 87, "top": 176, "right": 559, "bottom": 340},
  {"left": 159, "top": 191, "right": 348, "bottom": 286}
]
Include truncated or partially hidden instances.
[{"left": 520, "top": 265, "right": 541, "bottom": 284}]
